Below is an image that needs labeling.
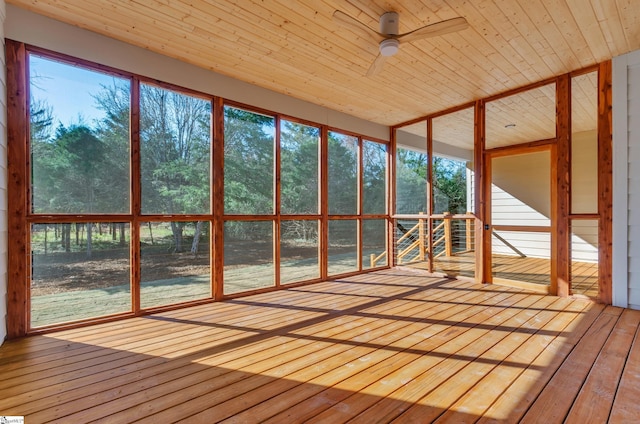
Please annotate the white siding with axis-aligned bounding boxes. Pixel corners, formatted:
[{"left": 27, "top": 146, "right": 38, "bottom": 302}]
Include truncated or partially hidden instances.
[
  {"left": 490, "top": 150, "right": 551, "bottom": 259},
  {"left": 0, "top": 0, "right": 7, "bottom": 344},
  {"left": 613, "top": 49, "right": 640, "bottom": 309}
]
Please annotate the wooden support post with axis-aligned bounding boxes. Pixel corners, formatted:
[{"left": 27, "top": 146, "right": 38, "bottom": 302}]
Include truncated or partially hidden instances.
[
  {"left": 444, "top": 212, "right": 453, "bottom": 257},
  {"left": 6, "top": 40, "right": 28, "bottom": 338},
  {"left": 598, "top": 60, "right": 613, "bottom": 305},
  {"left": 212, "top": 96, "right": 225, "bottom": 300},
  {"left": 370, "top": 253, "right": 376, "bottom": 268},
  {"left": 555, "top": 74, "right": 571, "bottom": 297},
  {"left": 474, "top": 100, "right": 487, "bottom": 284}
]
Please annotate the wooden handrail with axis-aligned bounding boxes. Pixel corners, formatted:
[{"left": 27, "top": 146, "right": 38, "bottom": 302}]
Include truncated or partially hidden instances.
[
  {"left": 370, "top": 215, "right": 477, "bottom": 267},
  {"left": 396, "top": 221, "right": 421, "bottom": 244}
]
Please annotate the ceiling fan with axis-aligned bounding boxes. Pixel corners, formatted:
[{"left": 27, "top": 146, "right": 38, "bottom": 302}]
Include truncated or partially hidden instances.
[{"left": 333, "top": 10, "right": 469, "bottom": 76}]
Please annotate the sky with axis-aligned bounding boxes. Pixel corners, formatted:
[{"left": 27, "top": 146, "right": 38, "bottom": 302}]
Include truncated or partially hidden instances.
[{"left": 29, "top": 54, "right": 127, "bottom": 130}]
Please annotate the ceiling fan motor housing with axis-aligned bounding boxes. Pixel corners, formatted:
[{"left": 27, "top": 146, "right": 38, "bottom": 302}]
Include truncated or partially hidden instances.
[{"left": 379, "top": 11, "right": 399, "bottom": 35}]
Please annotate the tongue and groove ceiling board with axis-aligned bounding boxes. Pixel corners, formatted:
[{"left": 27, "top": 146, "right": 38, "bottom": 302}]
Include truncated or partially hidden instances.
[{"left": 7, "top": 0, "right": 639, "bottom": 130}]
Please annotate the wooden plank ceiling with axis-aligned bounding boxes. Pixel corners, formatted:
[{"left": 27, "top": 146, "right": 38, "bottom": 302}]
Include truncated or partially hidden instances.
[{"left": 7, "top": 0, "right": 640, "bottom": 130}]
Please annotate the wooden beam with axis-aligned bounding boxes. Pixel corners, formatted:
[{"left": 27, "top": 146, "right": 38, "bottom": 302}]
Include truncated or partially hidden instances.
[
  {"left": 598, "top": 60, "right": 613, "bottom": 305},
  {"left": 6, "top": 40, "right": 29, "bottom": 338},
  {"left": 556, "top": 74, "right": 571, "bottom": 297}
]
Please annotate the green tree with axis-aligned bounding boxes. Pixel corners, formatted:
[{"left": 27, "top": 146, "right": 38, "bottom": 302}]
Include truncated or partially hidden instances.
[
  {"left": 280, "top": 120, "right": 319, "bottom": 215},
  {"left": 140, "top": 84, "right": 211, "bottom": 252},
  {"left": 396, "top": 148, "right": 428, "bottom": 214},
  {"left": 223, "top": 106, "right": 275, "bottom": 219},
  {"left": 328, "top": 132, "right": 358, "bottom": 216},
  {"left": 363, "top": 141, "right": 386, "bottom": 214},
  {"left": 433, "top": 156, "right": 467, "bottom": 214}
]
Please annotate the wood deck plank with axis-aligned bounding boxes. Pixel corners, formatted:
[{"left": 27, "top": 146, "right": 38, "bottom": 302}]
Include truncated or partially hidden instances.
[
  {"left": 433, "top": 297, "right": 591, "bottom": 423},
  {"left": 27, "top": 277, "right": 466, "bottom": 421},
  {"left": 107, "top": 281, "right": 500, "bottom": 423},
  {"left": 387, "top": 297, "right": 570, "bottom": 423},
  {"left": 10, "top": 280, "right": 455, "bottom": 418},
  {"left": 519, "top": 306, "right": 623, "bottom": 423},
  {"left": 276, "top": 292, "right": 537, "bottom": 424},
  {"left": 215, "top": 291, "right": 528, "bottom": 424},
  {"left": 475, "top": 302, "right": 606, "bottom": 423},
  {"left": 565, "top": 308, "right": 640, "bottom": 423},
  {"left": 0, "top": 270, "right": 638, "bottom": 423},
  {"left": 345, "top": 294, "right": 559, "bottom": 424},
  {"left": 609, "top": 310, "right": 640, "bottom": 423}
]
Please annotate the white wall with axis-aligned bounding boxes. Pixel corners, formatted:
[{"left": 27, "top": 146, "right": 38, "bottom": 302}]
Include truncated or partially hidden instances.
[
  {"left": 613, "top": 49, "right": 640, "bottom": 309},
  {"left": 0, "top": 0, "right": 7, "bottom": 345},
  {"left": 491, "top": 151, "right": 552, "bottom": 259}
]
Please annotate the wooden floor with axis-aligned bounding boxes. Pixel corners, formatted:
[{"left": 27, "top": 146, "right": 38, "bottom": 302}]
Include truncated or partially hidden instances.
[
  {"left": 1, "top": 269, "right": 638, "bottom": 423},
  {"left": 427, "top": 253, "right": 599, "bottom": 299}
]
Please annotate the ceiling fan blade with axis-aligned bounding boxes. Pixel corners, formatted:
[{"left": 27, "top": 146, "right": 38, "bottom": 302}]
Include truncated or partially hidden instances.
[
  {"left": 366, "top": 53, "right": 387, "bottom": 77},
  {"left": 332, "top": 10, "right": 382, "bottom": 41},
  {"left": 397, "top": 17, "right": 469, "bottom": 43}
]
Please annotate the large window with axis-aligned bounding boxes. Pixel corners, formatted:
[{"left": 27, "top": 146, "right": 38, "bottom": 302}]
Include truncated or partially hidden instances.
[
  {"left": 29, "top": 54, "right": 133, "bottom": 327},
  {"left": 30, "top": 55, "right": 131, "bottom": 214},
  {"left": 12, "top": 45, "right": 390, "bottom": 333}
]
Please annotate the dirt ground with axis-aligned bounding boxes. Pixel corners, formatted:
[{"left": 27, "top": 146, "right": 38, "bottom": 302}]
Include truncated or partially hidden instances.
[{"left": 31, "top": 240, "right": 321, "bottom": 296}]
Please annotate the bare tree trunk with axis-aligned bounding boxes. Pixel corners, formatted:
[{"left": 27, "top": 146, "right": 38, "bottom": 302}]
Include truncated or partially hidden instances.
[
  {"left": 171, "top": 221, "right": 183, "bottom": 253},
  {"left": 119, "top": 223, "right": 126, "bottom": 246},
  {"left": 148, "top": 222, "right": 154, "bottom": 245},
  {"left": 86, "top": 223, "right": 93, "bottom": 258},
  {"left": 65, "top": 224, "right": 71, "bottom": 252},
  {"left": 191, "top": 221, "right": 203, "bottom": 257}
]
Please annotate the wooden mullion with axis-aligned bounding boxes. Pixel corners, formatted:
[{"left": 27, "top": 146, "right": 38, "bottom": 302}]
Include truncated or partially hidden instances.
[
  {"left": 556, "top": 74, "right": 571, "bottom": 297},
  {"left": 427, "top": 118, "right": 434, "bottom": 274},
  {"left": 6, "top": 40, "right": 29, "bottom": 338},
  {"left": 320, "top": 125, "right": 329, "bottom": 280},
  {"left": 483, "top": 75, "right": 559, "bottom": 103},
  {"left": 392, "top": 100, "right": 476, "bottom": 128},
  {"left": 274, "top": 116, "right": 281, "bottom": 287},
  {"left": 26, "top": 215, "right": 135, "bottom": 223},
  {"left": 485, "top": 138, "right": 556, "bottom": 157},
  {"left": 598, "top": 60, "right": 613, "bottom": 305},
  {"left": 358, "top": 136, "right": 363, "bottom": 271},
  {"left": 212, "top": 96, "right": 225, "bottom": 301},
  {"left": 327, "top": 215, "right": 361, "bottom": 220},
  {"left": 222, "top": 214, "right": 276, "bottom": 221},
  {"left": 223, "top": 99, "right": 277, "bottom": 120},
  {"left": 279, "top": 214, "right": 322, "bottom": 220},
  {"left": 130, "top": 76, "right": 141, "bottom": 314},
  {"left": 389, "top": 127, "right": 397, "bottom": 267},
  {"left": 25, "top": 43, "right": 134, "bottom": 81},
  {"left": 569, "top": 213, "right": 600, "bottom": 220}
]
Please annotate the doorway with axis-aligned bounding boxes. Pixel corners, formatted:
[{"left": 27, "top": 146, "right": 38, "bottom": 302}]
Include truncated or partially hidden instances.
[{"left": 485, "top": 147, "right": 554, "bottom": 293}]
